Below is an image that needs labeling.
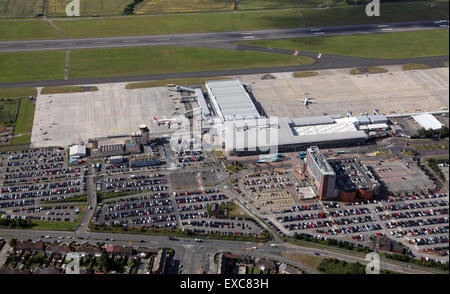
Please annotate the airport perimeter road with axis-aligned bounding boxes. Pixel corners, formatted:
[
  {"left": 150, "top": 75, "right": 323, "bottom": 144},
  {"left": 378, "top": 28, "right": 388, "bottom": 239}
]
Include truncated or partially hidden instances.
[{"left": 0, "top": 20, "right": 447, "bottom": 53}]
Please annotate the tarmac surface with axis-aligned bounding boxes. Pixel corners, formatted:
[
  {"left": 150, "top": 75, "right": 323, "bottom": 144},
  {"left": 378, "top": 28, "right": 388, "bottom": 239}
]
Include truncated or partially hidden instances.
[
  {"left": 0, "top": 20, "right": 448, "bottom": 89},
  {"left": 0, "top": 20, "right": 447, "bottom": 53}
]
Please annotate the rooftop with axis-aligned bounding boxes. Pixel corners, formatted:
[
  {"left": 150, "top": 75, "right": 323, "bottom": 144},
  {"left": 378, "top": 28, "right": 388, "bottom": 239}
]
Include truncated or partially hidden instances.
[
  {"left": 223, "top": 116, "right": 367, "bottom": 151},
  {"left": 412, "top": 113, "right": 443, "bottom": 130},
  {"left": 307, "top": 146, "right": 335, "bottom": 175},
  {"left": 206, "top": 79, "right": 260, "bottom": 121}
]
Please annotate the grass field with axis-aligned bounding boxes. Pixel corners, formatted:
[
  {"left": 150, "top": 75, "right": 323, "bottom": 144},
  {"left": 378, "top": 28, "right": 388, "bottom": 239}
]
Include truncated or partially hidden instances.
[
  {"left": 41, "top": 86, "right": 99, "bottom": 94},
  {"left": 318, "top": 258, "right": 398, "bottom": 274},
  {"left": 9, "top": 98, "right": 35, "bottom": 145},
  {"left": 51, "top": 1, "right": 449, "bottom": 39},
  {"left": 0, "top": 21, "right": 63, "bottom": 41},
  {"left": 45, "top": 0, "right": 341, "bottom": 16},
  {"left": 402, "top": 63, "right": 432, "bottom": 70},
  {"left": 0, "top": 51, "right": 65, "bottom": 83},
  {"left": 293, "top": 71, "right": 318, "bottom": 78},
  {"left": 0, "top": 98, "right": 19, "bottom": 127},
  {"left": 135, "top": 0, "right": 235, "bottom": 14},
  {"left": 0, "top": 0, "right": 44, "bottom": 18},
  {"left": 69, "top": 46, "right": 314, "bottom": 79},
  {"left": 0, "top": 88, "right": 37, "bottom": 99},
  {"left": 281, "top": 252, "right": 323, "bottom": 270},
  {"left": 239, "top": 29, "right": 449, "bottom": 59},
  {"left": 238, "top": 0, "right": 339, "bottom": 10}
]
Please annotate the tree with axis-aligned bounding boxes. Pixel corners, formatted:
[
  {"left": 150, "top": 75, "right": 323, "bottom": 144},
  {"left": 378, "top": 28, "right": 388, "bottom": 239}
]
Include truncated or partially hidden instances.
[{"left": 9, "top": 238, "right": 17, "bottom": 247}]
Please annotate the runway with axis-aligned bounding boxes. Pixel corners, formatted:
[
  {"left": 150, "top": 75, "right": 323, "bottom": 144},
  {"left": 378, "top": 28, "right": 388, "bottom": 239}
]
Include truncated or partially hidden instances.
[{"left": 0, "top": 20, "right": 447, "bottom": 53}]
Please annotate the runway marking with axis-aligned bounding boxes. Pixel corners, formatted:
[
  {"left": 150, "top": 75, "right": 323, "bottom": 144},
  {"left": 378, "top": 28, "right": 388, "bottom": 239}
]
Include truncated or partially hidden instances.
[
  {"left": 241, "top": 32, "right": 254, "bottom": 35},
  {"left": 381, "top": 28, "right": 393, "bottom": 31},
  {"left": 243, "top": 36, "right": 255, "bottom": 39},
  {"left": 313, "top": 32, "right": 325, "bottom": 35}
]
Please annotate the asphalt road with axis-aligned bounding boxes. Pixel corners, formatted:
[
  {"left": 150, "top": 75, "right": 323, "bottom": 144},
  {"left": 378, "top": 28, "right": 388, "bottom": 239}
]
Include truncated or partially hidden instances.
[{"left": 0, "top": 20, "right": 447, "bottom": 53}]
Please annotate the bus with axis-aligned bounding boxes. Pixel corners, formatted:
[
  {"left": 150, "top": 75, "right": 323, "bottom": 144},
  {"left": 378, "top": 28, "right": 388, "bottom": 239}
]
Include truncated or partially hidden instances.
[
  {"left": 298, "top": 152, "right": 307, "bottom": 159},
  {"left": 336, "top": 151, "right": 345, "bottom": 155}
]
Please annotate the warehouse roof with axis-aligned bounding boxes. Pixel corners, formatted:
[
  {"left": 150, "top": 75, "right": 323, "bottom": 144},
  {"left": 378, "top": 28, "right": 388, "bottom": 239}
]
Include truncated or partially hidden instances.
[
  {"left": 368, "top": 114, "right": 388, "bottom": 124},
  {"left": 206, "top": 79, "right": 260, "bottom": 121},
  {"left": 223, "top": 116, "right": 367, "bottom": 151},
  {"left": 355, "top": 116, "right": 371, "bottom": 125},
  {"left": 412, "top": 113, "right": 443, "bottom": 130},
  {"left": 290, "top": 116, "right": 335, "bottom": 126},
  {"left": 69, "top": 145, "right": 86, "bottom": 157}
]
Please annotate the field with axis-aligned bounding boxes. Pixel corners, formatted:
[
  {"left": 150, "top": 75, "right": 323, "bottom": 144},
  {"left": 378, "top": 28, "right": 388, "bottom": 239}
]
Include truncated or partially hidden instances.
[
  {"left": 51, "top": 1, "right": 449, "bottom": 39},
  {"left": 0, "top": 88, "right": 37, "bottom": 99},
  {"left": 135, "top": 0, "right": 235, "bottom": 14},
  {"left": 45, "top": 0, "right": 342, "bottom": 16},
  {"left": 281, "top": 252, "right": 323, "bottom": 270},
  {"left": 0, "top": 51, "right": 65, "bottom": 83},
  {"left": 0, "top": 0, "right": 44, "bottom": 18},
  {"left": 238, "top": 0, "right": 339, "bottom": 10},
  {"left": 0, "top": 21, "right": 62, "bottom": 41},
  {"left": 0, "top": 98, "right": 19, "bottom": 127},
  {"left": 68, "top": 46, "right": 314, "bottom": 79},
  {"left": 40, "top": 86, "right": 99, "bottom": 94},
  {"left": 47, "top": 0, "right": 131, "bottom": 17},
  {"left": 10, "top": 98, "right": 36, "bottom": 145},
  {"left": 239, "top": 29, "right": 450, "bottom": 59}
]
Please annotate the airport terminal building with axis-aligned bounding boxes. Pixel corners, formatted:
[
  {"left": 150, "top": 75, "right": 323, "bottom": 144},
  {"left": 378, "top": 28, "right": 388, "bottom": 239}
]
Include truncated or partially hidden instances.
[{"left": 200, "top": 79, "right": 389, "bottom": 155}]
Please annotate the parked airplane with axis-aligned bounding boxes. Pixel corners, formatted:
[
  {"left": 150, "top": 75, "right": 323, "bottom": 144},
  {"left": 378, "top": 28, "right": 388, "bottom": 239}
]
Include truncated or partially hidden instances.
[
  {"left": 304, "top": 97, "right": 314, "bottom": 106},
  {"left": 153, "top": 116, "right": 181, "bottom": 128}
]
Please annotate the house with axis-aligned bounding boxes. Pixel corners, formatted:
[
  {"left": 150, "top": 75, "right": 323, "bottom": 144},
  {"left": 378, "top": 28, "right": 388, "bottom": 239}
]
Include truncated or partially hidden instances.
[
  {"left": 105, "top": 245, "right": 133, "bottom": 257},
  {"left": 14, "top": 241, "right": 44, "bottom": 253},
  {"left": 45, "top": 245, "right": 72, "bottom": 257},
  {"left": 76, "top": 246, "right": 102, "bottom": 258},
  {"left": 151, "top": 249, "right": 167, "bottom": 274},
  {"left": 279, "top": 263, "right": 299, "bottom": 274}
]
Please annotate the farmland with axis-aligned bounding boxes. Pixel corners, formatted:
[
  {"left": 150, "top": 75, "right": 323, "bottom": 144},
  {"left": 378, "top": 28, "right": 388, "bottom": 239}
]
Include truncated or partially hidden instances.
[
  {"left": 0, "top": 0, "right": 44, "bottom": 18},
  {"left": 47, "top": 0, "right": 130, "bottom": 17},
  {"left": 45, "top": 0, "right": 341, "bottom": 16},
  {"left": 134, "top": 0, "right": 235, "bottom": 14}
]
